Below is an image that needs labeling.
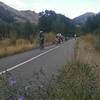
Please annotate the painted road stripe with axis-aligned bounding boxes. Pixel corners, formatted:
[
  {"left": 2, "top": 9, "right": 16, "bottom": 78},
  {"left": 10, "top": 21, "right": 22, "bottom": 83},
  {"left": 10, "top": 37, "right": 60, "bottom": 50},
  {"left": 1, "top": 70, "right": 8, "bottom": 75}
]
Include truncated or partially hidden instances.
[{"left": 0, "top": 46, "right": 60, "bottom": 75}]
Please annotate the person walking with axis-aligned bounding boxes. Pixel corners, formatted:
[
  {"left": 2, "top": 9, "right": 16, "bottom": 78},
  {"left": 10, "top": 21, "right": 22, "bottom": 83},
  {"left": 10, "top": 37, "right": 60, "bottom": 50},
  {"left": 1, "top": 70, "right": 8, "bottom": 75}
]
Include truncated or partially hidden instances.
[{"left": 39, "top": 31, "right": 45, "bottom": 49}]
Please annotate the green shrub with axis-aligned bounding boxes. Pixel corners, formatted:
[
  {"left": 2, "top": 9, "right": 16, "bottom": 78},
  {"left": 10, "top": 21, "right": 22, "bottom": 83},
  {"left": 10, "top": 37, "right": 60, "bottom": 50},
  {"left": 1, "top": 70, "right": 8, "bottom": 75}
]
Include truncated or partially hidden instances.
[{"left": 55, "top": 62, "right": 100, "bottom": 100}]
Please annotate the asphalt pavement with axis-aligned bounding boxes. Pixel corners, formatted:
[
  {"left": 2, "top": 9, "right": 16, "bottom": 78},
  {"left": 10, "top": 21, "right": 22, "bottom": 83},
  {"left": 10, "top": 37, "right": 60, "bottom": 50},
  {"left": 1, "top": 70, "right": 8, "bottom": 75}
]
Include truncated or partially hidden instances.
[{"left": 0, "top": 39, "right": 76, "bottom": 84}]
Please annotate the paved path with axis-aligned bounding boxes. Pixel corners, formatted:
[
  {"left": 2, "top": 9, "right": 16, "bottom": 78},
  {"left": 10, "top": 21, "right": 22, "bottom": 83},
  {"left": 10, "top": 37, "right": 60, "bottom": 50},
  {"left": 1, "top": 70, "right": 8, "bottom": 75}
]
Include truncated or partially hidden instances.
[{"left": 0, "top": 39, "right": 76, "bottom": 84}]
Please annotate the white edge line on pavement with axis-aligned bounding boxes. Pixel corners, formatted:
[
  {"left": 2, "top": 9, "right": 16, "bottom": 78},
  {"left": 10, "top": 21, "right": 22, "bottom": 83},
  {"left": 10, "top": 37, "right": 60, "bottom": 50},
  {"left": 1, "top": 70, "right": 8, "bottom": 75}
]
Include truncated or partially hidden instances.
[{"left": 0, "top": 46, "right": 60, "bottom": 75}]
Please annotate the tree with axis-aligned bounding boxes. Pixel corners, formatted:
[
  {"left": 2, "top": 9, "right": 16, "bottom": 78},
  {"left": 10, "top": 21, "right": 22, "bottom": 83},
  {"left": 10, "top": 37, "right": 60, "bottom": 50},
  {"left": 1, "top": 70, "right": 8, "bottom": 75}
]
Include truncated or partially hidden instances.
[
  {"left": 38, "top": 10, "right": 56, "bottom": 32},
  {"left": 0, "top": 21, "right": 10, "bottom": 38},
  {"left": 38, "top": 10, "right": 75, "bottom": 37},
  {"left": 23, "top": 21, "right": 38, "bottom": 39},
  {"left": 83, "top": 13, "right": 100, "bottom": 35}
]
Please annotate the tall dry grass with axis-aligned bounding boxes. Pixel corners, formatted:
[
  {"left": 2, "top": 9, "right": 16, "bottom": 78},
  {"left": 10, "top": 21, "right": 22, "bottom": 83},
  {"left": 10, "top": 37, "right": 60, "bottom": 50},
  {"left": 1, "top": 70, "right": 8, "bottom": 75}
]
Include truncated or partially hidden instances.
[
  {"left": 77, "top": 34, "right": 100, "bottom": 81},
  {"left": 0, "top": 33, "right": 55, "bottom": 58},
  {"left": 77, "top": 34, "right": 100, "bottom": 64},
  {"left": 0, "top": 39, "right": 33, "bottom": 58},
  {"left": 45, "top": 32, "right": 55, "bottom": 46}
]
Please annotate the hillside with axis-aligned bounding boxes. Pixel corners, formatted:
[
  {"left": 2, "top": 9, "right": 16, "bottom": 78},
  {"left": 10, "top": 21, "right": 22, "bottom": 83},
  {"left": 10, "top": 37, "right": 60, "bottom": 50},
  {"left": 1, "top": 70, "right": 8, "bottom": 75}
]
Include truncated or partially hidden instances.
[
  {"left": 73, "top": 12, "right": 95, "bottom": 26},
  {"left": 0, "top": 1, "right": 39, "bottom": 24}
]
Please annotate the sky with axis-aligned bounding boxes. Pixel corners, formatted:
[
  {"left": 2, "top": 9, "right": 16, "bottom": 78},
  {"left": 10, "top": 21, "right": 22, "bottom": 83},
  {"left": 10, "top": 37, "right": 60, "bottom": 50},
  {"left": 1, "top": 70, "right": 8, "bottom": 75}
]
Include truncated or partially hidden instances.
[{"left": 0, "top": 0, "right": 100, "bottom": 18}]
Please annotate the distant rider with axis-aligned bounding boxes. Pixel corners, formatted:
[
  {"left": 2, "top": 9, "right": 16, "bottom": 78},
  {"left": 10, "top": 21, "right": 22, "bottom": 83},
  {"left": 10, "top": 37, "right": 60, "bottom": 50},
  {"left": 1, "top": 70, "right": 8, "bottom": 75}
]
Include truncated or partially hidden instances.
[
  {"left": 74, "top": 34, "right": 77, "bottom": 40},
  {"left": 56, "top": 33, "right": 63, "bottom": 44}
]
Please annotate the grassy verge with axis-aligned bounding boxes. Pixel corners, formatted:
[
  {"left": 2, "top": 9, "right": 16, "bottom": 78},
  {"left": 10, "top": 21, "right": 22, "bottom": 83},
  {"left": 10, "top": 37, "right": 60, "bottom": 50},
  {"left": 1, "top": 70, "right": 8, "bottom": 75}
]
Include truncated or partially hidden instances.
[
  {"left": 77, "top": 34, "right": 100, "bottom": 93},
  {"left": 0, "top": 61, "right": 100, "bottom": 100},
  {"left": 77, "top": 34, "right": 100, "bottom": 66},
  {"left": 0, "top": 39, "right": 34, "bottom": 58},
  {"left": 55, "top": 62, "right": 100, "bottom": 100},
  {"left": 0, "top": 33, "right": 55, "bottom": 58},
  {"left": 81, "top": 34, "right": 100, "bottom": 53}
]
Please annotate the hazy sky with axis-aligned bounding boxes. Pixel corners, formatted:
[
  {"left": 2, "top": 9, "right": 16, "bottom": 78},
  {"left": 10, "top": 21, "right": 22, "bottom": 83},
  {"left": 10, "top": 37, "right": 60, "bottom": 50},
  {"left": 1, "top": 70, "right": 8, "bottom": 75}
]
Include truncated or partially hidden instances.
[{"left": 0, "top": 0, "right": 100, "bottom": 18}]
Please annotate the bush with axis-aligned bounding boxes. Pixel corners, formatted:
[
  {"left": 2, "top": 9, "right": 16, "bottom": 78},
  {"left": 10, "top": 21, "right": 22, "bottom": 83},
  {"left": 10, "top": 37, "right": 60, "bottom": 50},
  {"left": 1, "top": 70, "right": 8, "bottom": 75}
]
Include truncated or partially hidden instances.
[{"left": 55, "top": 62, "right": 100, "bottom": 100}]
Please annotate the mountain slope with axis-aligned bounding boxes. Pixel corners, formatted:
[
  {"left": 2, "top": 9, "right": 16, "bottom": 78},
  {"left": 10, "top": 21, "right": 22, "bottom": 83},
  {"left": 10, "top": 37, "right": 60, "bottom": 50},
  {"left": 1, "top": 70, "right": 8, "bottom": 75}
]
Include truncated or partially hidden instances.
[
  {"left": 73, "top": 12, "right": 95, "bottom": 26},
  {"left": 0, "top": 1, "right": 39, "bottom": 24}
]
